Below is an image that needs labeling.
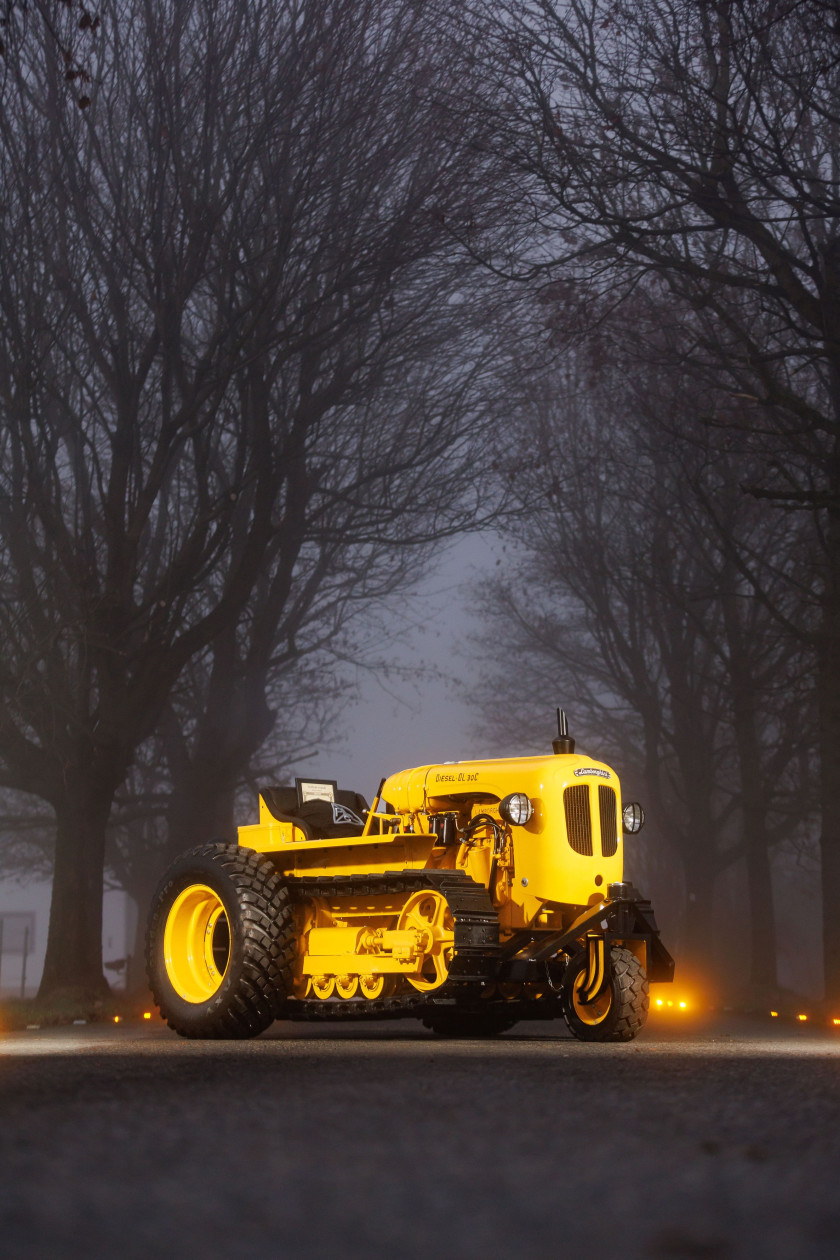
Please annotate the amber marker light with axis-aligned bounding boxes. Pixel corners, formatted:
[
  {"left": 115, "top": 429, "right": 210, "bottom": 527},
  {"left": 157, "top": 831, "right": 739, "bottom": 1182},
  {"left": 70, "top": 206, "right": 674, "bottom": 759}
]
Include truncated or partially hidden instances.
[
  {"left": 113, "top": 1016, "right": 120, "bottom": 1024},
  {"left": 770, "top": 1011, "right": 778, "bottom": 1017},
  {"left": 833, "top": 1019, "right": 840, "bottom": 1027},
  {"left": 143, "top": 1012, "right": 152, "bottom": 1020},
  {"left": 797, "top": 1014, "right": 808, "bottom": 1022},
  {"left": 652, "top": 994, "right": 691, "bottom": 1012}
]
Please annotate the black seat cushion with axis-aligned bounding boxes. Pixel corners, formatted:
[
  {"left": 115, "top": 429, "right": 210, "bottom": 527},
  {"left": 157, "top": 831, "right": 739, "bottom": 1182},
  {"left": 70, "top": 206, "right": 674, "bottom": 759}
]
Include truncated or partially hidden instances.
[
  {"left": 261, "top": 787, "right": 369, "bottom": 839},
  {"left": 296, "top": 798, "right": 366, "bottom": 838}
]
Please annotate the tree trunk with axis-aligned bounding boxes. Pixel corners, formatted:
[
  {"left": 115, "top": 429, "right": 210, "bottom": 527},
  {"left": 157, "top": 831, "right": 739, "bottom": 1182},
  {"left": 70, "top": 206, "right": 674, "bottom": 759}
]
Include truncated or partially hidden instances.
[
  {"left": 127, "top": 874, "right": 159, "bottom": 996},
  {"left": 819, "top": 526, "right": 840, "bottom": 1004},
  {"left": 162, "top": 630, "right": 275, "bottom": 852},
  {"left": 680, "top": 843, "right": 718, "bottom": 983},
  {"left": 166, "top": 775, "right": 238, "bottom": 853},
  {"left": 39, "top": 784, "right": 113, "bottom": 1001},
  {"left": 721, "top": 580, "right": 778, "bottom": 990},
  {"left": 745, "top": 838, "right": 776, "bottom": 989}
]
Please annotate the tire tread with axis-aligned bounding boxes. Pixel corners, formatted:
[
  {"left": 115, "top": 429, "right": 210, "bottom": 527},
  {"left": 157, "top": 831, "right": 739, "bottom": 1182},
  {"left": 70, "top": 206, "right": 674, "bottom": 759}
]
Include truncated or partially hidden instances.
[
  {"left": 564, "top": 945, "right": 649, "bottom": 1043},
  {"left": 146, "top": 843, "right": 296, "bottom": 1040}
]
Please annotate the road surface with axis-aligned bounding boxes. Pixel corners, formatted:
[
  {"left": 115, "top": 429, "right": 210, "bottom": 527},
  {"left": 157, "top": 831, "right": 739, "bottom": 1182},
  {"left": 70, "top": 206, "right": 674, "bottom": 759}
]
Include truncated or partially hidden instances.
[{"left": 0, "top": 1014, "right": 838, "bottom": 1259}]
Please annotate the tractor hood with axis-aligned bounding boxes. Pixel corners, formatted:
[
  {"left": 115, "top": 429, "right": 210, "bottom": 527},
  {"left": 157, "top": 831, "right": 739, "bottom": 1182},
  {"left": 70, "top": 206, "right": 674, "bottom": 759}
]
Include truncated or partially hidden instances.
[{"left": 381, "top": 752, "right": 620, "bottom": 828}]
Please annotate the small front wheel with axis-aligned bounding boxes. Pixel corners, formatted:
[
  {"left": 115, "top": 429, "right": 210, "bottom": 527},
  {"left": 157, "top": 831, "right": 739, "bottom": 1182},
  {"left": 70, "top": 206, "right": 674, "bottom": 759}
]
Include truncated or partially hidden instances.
[
  {"left": 563, "top": 945, "right": 648, "bottom": 1042},
  {"left": 146, "top": 843, "right": 295, "bottom": 1039}
]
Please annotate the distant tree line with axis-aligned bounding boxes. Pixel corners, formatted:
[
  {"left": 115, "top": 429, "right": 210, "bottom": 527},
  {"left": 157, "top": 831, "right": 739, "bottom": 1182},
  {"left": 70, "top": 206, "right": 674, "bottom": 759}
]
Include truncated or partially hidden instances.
[
  {"left": 468, "top": 302, "right": 816, "bottom": 997},
  {"left": 460, "top": 0, "right": 839, "bottom": 1001}
]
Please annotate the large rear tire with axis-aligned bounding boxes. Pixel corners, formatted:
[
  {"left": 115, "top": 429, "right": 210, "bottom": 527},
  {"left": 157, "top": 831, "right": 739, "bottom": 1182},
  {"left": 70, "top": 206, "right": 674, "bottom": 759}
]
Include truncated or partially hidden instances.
[
  {"left": 146, "top": 843, "right": 295, "bottom": 1039},
  {"left": 563, "top": 945, "right": 648, "bottom": 1042}
]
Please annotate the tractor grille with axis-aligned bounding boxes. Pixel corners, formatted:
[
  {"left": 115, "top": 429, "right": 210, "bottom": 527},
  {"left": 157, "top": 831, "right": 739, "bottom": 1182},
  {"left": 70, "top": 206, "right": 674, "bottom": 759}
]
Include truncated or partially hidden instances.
[
  {"left": 564, "top": 784, "right": 593, "bottom": 856},
  {"left": 599, "top": 786, "right": 618, "bottom": 857}
]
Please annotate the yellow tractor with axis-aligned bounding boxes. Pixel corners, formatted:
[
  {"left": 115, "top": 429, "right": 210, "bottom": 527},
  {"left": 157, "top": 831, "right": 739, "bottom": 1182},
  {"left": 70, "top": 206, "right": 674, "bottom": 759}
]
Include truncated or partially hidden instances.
[{"left": 146, "top": 712, "right": 673, "bottom": 1041}]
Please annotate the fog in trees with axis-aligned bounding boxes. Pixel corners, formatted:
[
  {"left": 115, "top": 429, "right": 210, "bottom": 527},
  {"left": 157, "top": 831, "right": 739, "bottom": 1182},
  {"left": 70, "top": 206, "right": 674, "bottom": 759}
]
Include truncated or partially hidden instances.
[
  {"left": 451, "top": 0, "right": 838, "bottom": 1001},
  {"left": 0, "top": 0, "right": 837, "bottom": 1010},
  {"left": 0, "top": 0, "right": 519, "bottom": 999},
  {"left": 468, "top": 305, "right": 816, "bottom": 999}
]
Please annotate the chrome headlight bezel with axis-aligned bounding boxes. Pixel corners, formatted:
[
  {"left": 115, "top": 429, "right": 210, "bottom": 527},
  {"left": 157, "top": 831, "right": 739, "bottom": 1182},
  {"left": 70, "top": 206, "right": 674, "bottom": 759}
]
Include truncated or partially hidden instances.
[
  {"left": 499, "top": 792, "right": 534, "bottom": 826},
  {"left": 622, "top": 802, "right": 645, "bottom": 834}
]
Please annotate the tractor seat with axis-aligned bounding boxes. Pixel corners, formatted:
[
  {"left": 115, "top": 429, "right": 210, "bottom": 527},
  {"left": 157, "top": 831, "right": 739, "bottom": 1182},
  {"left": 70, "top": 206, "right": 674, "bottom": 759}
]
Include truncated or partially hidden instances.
[{"left": 260, "top": 786, "right": 369, "bottom": 840}]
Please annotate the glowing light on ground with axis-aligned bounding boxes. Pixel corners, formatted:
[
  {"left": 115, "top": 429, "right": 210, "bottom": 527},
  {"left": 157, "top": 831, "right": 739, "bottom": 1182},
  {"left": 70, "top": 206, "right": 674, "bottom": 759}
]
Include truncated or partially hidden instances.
[{"left": 651, "top": 993, "right": 690, "bottom": 1012}]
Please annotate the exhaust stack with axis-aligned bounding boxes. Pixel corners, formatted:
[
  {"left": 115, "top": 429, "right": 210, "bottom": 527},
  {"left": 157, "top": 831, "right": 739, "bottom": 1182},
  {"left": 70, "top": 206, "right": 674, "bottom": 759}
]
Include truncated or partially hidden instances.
[{"left": 553, "top": 708, "right": 575, "bottom": 755}]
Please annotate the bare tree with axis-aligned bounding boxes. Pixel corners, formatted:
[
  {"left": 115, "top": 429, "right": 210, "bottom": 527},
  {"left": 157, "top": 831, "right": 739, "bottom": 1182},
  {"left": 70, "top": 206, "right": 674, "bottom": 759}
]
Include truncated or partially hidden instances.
[
  {"left": 1, "top": 1, "right": 99, "bottom": 109},
  {"left": 468, "top": 334, "right": 814, "bottom": 993},
  {"left": 0, "top": 0, "right": 514, "bottom": 999},
  {"left": 103, "top": 640, "right": 344, "bottom": 976},
  {"left": 462, "top": 0, "right": 840, "bottom": 996}
]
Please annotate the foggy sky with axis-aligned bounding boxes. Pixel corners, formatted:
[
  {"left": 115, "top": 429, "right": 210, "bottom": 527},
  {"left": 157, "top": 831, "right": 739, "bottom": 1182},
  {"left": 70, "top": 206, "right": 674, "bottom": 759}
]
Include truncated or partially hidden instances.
[{"left": 290, "top": 533, "right": 506, "bottom": 800}]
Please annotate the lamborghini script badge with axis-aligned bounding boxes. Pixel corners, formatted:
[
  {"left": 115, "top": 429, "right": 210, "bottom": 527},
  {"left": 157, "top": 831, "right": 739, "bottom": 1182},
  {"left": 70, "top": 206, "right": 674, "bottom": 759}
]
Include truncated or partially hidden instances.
[{"left": 573, "top": 768, "right": 610, "bottom": 779}]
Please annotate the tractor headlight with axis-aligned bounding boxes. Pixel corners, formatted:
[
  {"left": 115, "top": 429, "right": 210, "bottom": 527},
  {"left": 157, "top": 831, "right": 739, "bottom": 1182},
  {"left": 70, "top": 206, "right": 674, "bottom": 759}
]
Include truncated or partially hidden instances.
[
  {"left": 499, "top": 793, "right": 534, "bottom": 826},
  {"left": 622, "top": 802, "right": 645, "bottom": 834}
]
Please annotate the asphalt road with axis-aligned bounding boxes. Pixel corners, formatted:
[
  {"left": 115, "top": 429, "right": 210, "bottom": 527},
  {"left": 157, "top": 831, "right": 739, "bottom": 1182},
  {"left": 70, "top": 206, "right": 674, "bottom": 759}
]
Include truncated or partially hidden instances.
[{"left": 0, "top": 1013, "right": 838, "bottom": 1260}]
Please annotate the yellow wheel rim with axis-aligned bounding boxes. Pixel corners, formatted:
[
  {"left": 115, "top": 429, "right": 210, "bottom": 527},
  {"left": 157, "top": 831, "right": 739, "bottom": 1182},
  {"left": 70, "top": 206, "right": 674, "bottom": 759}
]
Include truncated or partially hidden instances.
[
  {"left": 398, "top": 891, "right": 455, "bottom": 993},
  {"left": 312, "top": 975, "right": 335, "bottom": 1000},
  {"left": 360, "top": 974, "right": 387, "bottom": 1000},
  {"left": 163, "top": 884, "right": 230, "bottom": 1004},
  {"left": 336, "top": 975, "right": 359, "bottom": 999},
  {"left": 572, "top": 971, "right": 612, "bottom": 1025}
]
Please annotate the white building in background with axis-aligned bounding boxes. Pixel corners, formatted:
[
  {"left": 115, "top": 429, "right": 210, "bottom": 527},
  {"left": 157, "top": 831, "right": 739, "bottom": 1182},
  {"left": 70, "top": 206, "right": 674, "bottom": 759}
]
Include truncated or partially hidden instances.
[{"left": 0, "top": 880, "right": 137, "bottom": 998}]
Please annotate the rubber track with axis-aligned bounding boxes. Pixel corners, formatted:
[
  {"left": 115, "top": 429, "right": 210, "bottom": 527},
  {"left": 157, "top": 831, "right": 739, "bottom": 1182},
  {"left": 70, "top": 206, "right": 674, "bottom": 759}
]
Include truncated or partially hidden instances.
[
  {"left": 147, "top": 843, "right": 297, "bottom": 1039},
  {"left": 286, "top": 869, "right": 500, "bottom": 1020}
]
